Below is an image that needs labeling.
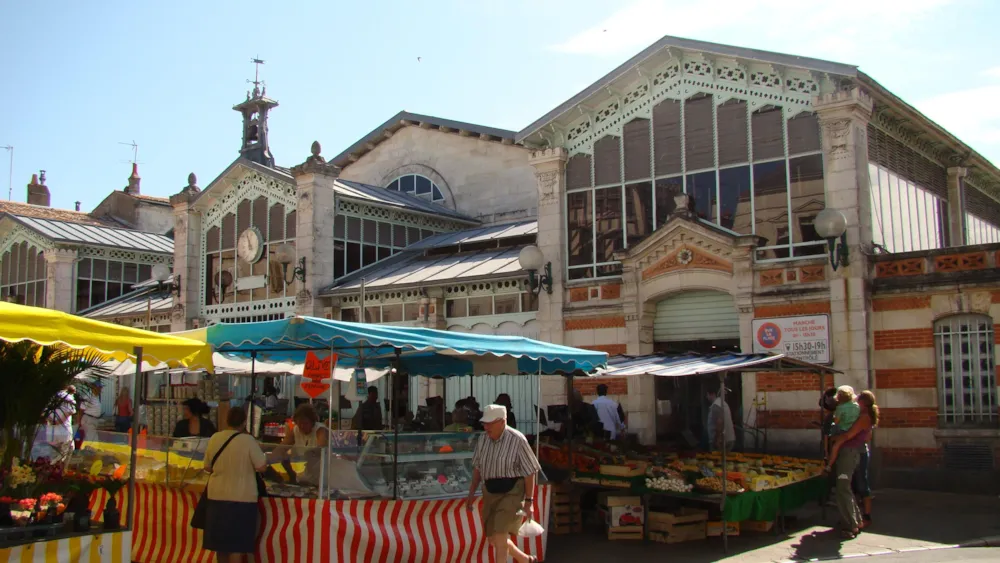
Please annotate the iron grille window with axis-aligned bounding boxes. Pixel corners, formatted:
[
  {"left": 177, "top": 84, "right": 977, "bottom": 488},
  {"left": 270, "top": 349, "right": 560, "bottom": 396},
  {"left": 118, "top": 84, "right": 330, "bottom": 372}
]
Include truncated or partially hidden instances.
[
  {"left": 935, "top": 314, "right": 998, "bottom": 427},
  {"left": 75, "top": 258, "right": 154, "bottom": 312},
  {"left": 0, "top": 241, "right": 46, "bottom": 307},
  {"left": 869, "top": 162, "right": 948, "bottom": 253}
]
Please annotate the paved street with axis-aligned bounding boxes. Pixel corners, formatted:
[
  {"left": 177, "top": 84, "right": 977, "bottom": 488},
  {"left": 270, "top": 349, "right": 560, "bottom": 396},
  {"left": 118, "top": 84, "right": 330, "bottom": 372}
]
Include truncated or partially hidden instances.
[{"left": 545, "top": 489, "right": 1000, "bottom": 562}]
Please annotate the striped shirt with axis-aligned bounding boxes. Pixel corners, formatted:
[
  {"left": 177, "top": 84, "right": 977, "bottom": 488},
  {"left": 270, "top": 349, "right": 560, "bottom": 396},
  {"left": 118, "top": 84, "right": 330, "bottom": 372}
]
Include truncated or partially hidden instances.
[{"left": 472, "top": 426, "right": 541, "bottom": 480}]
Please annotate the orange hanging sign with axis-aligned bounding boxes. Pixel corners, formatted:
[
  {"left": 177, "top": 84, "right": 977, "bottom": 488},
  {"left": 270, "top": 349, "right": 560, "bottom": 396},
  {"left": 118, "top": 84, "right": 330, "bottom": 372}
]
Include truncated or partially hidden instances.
[
  {"left": 303, "top": 351, "right": 336, "bottom": 381},
  {"left": 300, "top": 380, "right": 332, "bottom": 399}
]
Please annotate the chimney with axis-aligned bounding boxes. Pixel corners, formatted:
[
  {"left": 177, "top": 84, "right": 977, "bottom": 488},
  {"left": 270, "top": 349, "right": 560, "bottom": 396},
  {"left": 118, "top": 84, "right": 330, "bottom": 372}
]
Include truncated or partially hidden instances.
[
  {"left": 75, "top": 201, "right": 81, "bottom": 212},
  {"left": 125, "top": 163, "right": 141, "bottom": 195},
  {"left": 26, "top": 170, "right": 50, "bottom": 207}
]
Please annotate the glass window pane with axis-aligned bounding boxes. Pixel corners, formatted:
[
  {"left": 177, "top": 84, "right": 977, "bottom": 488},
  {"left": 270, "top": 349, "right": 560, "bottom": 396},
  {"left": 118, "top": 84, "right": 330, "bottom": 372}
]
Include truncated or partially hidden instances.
[
  {"left": 123, "top": 262, "right": 137, "bottom": 283},
  {"left": 753, "top": 161, "right": 789, "bottom": 258},
  {"left": 400, "top": 175, "right": 415, "bottom": 193},
  {"left": 334, "top": 247, "right": 345, "bottom": 279},
  {"left": 393, "top": 225, "right": 407, "bottom": 247},
  {"left": 432, "top": 185, "right": 444, "bottom": 201},
  {"left": 415, "top": 176, "right": 431, "bottom": 196},
  {"left": 625, "top": 181, "right": 653, "bottom": 247},
  {"left": 717, "top": 100, "right": 749, "bottom": 166},
  {"left": 446, "top": 298, "right": 467, "bottom": 318},
  {"left": 789, "top": 154, "right": 826, "bottom": 249},
  {"left": 521, "top": 292, "right": 539, "bottom": 313},
  {"left": 78, "top": 258, "right": 91, "bottom": 278},
  {"left": 362, "top": 245, "right": 377, "bottom": 267},
  {"left": 91, "top": 281, "right": 106, "bottom": 307},
  {"left": 421, "top": 230, "right": 433, "bottom": 240},
  {"left": 286, "top": 210, "right": 296, "bottom": 239},
  {"left": 34, "top": 281, "right": 44, "bottom": 307},
  {"left": 687, "top": 171, "right": 717, "bottom": 223},
  {"left": 221, "top": 213, "right": 236, "bottom": 249},
  {"left": 595, "top": 187, "right": 623, "bottom": 263},
  {"left": 346, "top": 242, "right": 361, "bottom": 273},
  {"left": 108, "top": 261, "right": 123, "bottom": 282},
  {"left": 381, "top": 304, "right": 403, "bottom": 323},
  {"left": 106, "top": 282, "right": 122, "bottom": 302},
  {"left": 567, "top": 191, "right": 593, "bottom": 267},
  {"left": 655, "top": 176, "right": 683, "bottom": 228},
  {"left": 378, "top": 222, "right": 391, "bottom": 245},
  {"left": 237, "top": 199, "right": 251, "bottom": 234},
  {"left": 334, "top": 214, "right": 345, "bottom": 239},
  {"left": 268, "top": 203, "right": 285, "bottom": 242},
  {"left": 386, "top": 179, "right": 399, "bottom": 191},
  {"left": 467, "top": 296, "right": 492, "bottom": 317},
  {"left": 623, "top": 118, "right": 651, "bottom": 182},
  {"left": 138, "top": 264, "right": 152, "bottom": 282},
  {"left": 568, "top": 266, "right": 594, "bottom": 280},
  {"left": 594, "top": 136, "right": 621, "bottom": 186},
  {"left": 684, "top": 95, "right": 714, "bottom": 170},
  {"left": 364, "top": 307, "right": 381, "bottom": 323},
  {"left": 76, "top": 279, "right": 90, "bottom": 312},
  {"left": 363, "top": 219, "right": 377, "bottom": 243},
  {"left": 341, "top": 308, "right": 359, "bottom": 322},
  {"left": 494, "top": 294, "right": 519, "bottom": 315},
  {"left": 407, "top": 227, "right": 420, "bottom": 245},
  {"left": 377, "top": 246, "right": 391, "bottom": 261},
  {"left": 253, "top": 196, "right": 268, "bottom": 232},
  {"left": 92, "top": 259, "right": 107, "bottom": 279},
  {"left": 787, "top": 113, "right": 821, "bottom": 154},
  {"left": 403, "top": 303, "right": 420, "bottom": 321},
  {"left": 347, "top": 217, "right": 361, "bottom": 241},
  {"left": 566, "top": 154, "right": 592, "bottom": 190},
  {"left": 719, "top": 165, "right": 752, "bottom": 234},
  {"left": 653, "top": 99, "right": 682, "bottom": 176},
  {"left": 752, "top": 107, "right": 785, "bottom": 161}
]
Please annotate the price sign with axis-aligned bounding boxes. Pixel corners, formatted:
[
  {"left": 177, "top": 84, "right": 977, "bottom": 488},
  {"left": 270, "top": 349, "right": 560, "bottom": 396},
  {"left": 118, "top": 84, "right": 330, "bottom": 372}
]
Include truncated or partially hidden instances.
[
  {"left": 699, "top": 466, "right": 715, "bottom": 478},
  {"left": 354, "top": 368, "right": 368, "bottom": 398},
  {"left": 300, "top": 380, "right": 332, "bottom": 399},
  {"left": 303, "top": 351, "right": 336, "bottom": 381}
]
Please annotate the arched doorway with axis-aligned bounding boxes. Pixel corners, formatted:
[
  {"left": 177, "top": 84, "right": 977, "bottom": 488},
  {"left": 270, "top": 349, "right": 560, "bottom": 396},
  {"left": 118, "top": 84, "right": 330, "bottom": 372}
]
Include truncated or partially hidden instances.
[{"left": 650, "top": 290, "right": 743, "bottom": 448}]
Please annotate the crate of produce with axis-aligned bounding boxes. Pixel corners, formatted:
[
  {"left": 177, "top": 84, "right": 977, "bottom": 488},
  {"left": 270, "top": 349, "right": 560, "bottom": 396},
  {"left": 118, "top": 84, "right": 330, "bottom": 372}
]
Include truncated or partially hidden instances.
[
  {"left": 607, "top": 527, "right": 644, "bottom": 541},
  {"left": 707, "top": 520, "right": 740, "bottom": 537},
  {"left": 600, "top": 461, "right": 647, "bottom": 477},
  {"left": 741, "top": 519, "right": 774, "bottom": 533},
  {"left": 648, "top": 508, "right": 708, "bottom": 544}
]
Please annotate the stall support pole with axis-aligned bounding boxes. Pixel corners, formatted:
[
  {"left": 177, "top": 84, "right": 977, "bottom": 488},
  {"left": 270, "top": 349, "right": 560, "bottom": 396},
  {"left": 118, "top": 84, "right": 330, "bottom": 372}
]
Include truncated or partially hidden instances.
[
  {"left": 249, "top": 351, "right": 258, "bottom": 437},
  {"left": 126, "top": 346, "right": 143, "bottom": 531},
  {"left": 719, "top": 371, "right": 728, "bottom": 554},
  {"left": 392, "top": 347, "right": 401, "bottom": 501},
  {"left": 535, "top": 360, "right": 541, "bottom": 459}
]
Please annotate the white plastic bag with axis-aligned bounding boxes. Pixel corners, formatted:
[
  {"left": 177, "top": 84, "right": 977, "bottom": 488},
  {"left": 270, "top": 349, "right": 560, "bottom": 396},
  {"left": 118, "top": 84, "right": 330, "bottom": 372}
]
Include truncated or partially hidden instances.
[{"left": 517, "top": 518, "right": 545, "bottom": 537}]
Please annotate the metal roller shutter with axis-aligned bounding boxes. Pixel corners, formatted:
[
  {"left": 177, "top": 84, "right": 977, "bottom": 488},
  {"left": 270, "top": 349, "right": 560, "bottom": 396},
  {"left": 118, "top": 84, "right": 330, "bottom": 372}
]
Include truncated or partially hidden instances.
[{"left": 653, "top": 290, "right": 740, "bottom": 342}]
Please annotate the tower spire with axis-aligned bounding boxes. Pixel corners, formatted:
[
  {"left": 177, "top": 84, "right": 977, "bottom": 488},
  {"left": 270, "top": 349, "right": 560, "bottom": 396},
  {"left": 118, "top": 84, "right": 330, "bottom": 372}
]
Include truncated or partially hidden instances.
[{"left": 233, "top": 56, "right": 278, "bottom": 167}]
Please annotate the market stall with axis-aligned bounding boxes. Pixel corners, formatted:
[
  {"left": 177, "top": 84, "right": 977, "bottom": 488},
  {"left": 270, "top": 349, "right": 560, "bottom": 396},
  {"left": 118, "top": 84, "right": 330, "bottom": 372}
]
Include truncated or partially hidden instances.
[
  {"left": 556, "top": 352, "right": 838, "bottom": 551},
  {"left": 121, "top": 316, "right": 605, "bottom": 562},
  {"left": 0, "top": 302, "right": 213, "bottom": 563}
]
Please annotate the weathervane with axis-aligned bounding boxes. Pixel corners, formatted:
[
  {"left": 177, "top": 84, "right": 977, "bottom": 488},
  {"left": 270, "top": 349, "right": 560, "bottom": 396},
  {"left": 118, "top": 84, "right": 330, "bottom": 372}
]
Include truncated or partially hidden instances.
[{"left": 248, "top": 56, "right": 265, "bottom": 97}]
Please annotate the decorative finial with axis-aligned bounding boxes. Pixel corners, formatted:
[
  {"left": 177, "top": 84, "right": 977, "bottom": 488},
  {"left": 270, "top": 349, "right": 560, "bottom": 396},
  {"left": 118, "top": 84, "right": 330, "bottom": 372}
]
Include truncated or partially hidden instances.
[
  {"left": 187, "top": 172, "right": 197, "bottom": 186},
  {"left": 39, "top": 170, "right": 46, "bottom": 185},
  {"left": 30, "top": 173, "right": 38, "bottom": 184},
  {"left": 311, "top": 141, "right": 321, "bottom": 157}
]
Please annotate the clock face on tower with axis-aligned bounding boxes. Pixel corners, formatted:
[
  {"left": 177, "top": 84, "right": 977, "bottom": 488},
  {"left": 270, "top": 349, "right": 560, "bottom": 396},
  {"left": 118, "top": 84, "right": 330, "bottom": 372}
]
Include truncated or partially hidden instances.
[{"left": 237, "top": 227, "right": 264, "bottom": 264}]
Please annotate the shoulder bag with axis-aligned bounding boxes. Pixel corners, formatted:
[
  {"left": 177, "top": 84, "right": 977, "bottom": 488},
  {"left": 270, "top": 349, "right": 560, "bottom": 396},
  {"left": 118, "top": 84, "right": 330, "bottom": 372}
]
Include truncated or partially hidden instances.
[{"left": 190, "top": 431, "right": 241, "bottom": 530}]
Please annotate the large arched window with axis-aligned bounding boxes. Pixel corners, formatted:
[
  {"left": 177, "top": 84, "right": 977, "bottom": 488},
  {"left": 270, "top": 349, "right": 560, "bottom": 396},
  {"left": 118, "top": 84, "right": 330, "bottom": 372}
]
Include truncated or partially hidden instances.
[
  {"left": 386, "top": 174, "right": 445, "bottom": 203},
  {"left": 935, "top": 314, "right": 997, "bottom": 427}
]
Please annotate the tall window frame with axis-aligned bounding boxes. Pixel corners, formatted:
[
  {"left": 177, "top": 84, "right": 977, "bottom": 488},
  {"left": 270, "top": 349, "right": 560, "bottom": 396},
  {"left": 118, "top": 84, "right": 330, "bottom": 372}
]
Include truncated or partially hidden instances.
[
  {"left": 386, "top": 174, "right": 446, "bottom": 204},
  {"left": 0, "top": 241, "right": 46, "bottom": 307},
  {"left": 935, "top": 314, "right": 998, "bottom": 428}
]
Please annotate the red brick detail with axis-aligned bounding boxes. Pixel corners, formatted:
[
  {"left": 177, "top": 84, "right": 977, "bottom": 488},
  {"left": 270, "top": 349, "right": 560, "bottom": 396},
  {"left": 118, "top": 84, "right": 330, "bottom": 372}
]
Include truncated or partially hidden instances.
[
  {"left": 564, "top": 315, "right": 626, "bottom": 331},
  {"left": 878, "top": 447, "right": 942, "bottom": 468},
  {"left": 574, "top": 376, "right": 628, "bottom": 395},
  {"left": 429, "top": 304, "right": 436, "bottom": 315},
  {"left": 756, "top": 372, "right": 823, "bottom": 392},
  {"left": 785, "top": 269, "right": 798, "bottom": 282},
  {"left": 873, "top": 328, "right": 934, "bottom": 350},
  {"left": 875, "top": 258, "right": 925, "bottom": 278},
  {"left": 642, "top": 246, "right": 733, "bottom": 280},
  {"left": 872, "top": 296, "right": 931, "bottom": 312},
  {"left": 754, "top": 301, "right": 831, "bottom": 318},
  {"left": 759, "top": 269, "right": 784, "bottom": 286},
  {"left": 601, "top": 284, "right": 621, "bottom": 300},
  {"left": 879, "top": 407, "right": 937, "bottom": 428},
  {"left": 569, "top": 287, "right": 589, "bottom": 302},
  {"left": 992, "top": 291, "right": 1000, "bottom": 304},
  {"left": 581, "top": 344, "right": 627, "bottom": 356},
  {"left": 875, "top": 368, "right": 936, "bottom": 389},
  {"left": 800, "top": 265, "right": 825, "bottom": 283},
  {"left": 757, "top": 410, "right": 820, "bottom": 429},
  {"left": 590, "top": 288, "right": 599, "bottom": 298},
  {"left": 934, "top": 252, "right": 987, "bottom": 273}
]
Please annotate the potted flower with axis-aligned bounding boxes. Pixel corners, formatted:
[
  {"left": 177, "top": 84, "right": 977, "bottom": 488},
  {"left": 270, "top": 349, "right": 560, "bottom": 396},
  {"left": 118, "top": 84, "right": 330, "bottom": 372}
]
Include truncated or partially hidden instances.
[
  {"left": 63, "top": 471, "right": 99, "bottom": 532},
  {"left": 99, "top": 473, "right": 128, "bottom": 530},
  {"left": 10, "top": 498, "right": 37, "bottom": 527},
  {"left": 0, "top": 495, "right": 14, "bottom": 526},
  {"left": 39, "top": 492, "right": 64, "bottom": 524}
]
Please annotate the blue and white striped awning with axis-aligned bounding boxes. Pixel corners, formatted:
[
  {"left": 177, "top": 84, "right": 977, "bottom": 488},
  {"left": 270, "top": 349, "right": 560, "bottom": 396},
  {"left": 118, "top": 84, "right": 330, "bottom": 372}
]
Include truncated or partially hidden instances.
[{"left": 597, "top": 353, "right": 838, "bottom": 377}]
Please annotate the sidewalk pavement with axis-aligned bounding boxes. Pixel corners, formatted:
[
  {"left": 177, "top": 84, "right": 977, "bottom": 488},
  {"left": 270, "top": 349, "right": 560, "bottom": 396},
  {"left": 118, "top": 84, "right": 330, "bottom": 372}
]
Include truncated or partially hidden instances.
[{"left": 545, "top": 489, "right": 1000, "bottom": 563}]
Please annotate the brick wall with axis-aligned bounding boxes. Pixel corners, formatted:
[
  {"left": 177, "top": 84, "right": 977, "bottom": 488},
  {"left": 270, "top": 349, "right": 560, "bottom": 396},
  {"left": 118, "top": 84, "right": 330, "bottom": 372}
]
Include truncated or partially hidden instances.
[
  {"left": 573, "top": 377, "right": 627, "bottom": 395},
  {"left": 757, "top": 409, "right": 820, "bottom": 429},
  {"left": 873, "top": 328, "right": 934, "bottom": 350},
  {"left": 756, "top": 372, "right": 830, "bottom": 392},
  {"left": 878, "top": 447, "right": 943, "bottom": 468},
  {"left": 872, "top": 296, "right": 931, "bottom": 312},
  {"left": 582, "top": 344, "right": 627, "bottom": 356},
  {"left": 879, "top": 407, "right": 937, "bottom": 428},
  {"left": 754, "top": 301, "right": 831, "bottom": 318},
  {"left": 875, "top": 368, "right": 936, "bottom": 389},
  {"left": 564, "top": 315, "right": 626, "bottom": 331}
]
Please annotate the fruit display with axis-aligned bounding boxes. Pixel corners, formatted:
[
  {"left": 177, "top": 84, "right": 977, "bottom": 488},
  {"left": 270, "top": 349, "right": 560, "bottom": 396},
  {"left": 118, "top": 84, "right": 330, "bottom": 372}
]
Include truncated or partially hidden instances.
[
  {"left": 645, "top": 465, "right": 684, "bottom": 481},
  {"left": 695, "top": 476, "right": 745, "bottom": 494},
  {"left": 645, "top": 476, "right": 692, "bottom": 493}
]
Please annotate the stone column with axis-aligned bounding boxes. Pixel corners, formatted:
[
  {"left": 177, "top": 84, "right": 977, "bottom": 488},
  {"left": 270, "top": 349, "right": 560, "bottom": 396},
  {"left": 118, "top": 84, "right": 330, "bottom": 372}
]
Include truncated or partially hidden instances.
[
  {"left": 44, "top": 248, "right": 77, "bottom": 313},
  {"left": 169, "top": 174, "right": 202, "bottom": 331},
  {"left": 291, "top": 142, "right": 341, "bottom": 317},
  {"left": 529, "top": 148, "right": 568, "bottom": 345},
  {"left": 814, "top": 88, "right": 874, "bottom": 392},
  {"left": 947, "top": 166, "right": 968, "bottom": 246}
]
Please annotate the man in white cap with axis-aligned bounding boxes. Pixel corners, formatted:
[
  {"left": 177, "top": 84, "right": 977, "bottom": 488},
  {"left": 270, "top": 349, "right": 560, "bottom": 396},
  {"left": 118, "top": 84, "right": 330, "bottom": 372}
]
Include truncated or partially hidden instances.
[{"left": 467, "top": 404, "right": 541, "bottom": 563}]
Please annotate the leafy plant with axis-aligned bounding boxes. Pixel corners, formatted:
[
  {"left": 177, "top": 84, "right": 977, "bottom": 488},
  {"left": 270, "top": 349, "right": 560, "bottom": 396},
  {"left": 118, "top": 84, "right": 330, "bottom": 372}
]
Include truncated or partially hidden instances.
[{"left": 0, "top": 341, "right": 109, "bottom": 472}]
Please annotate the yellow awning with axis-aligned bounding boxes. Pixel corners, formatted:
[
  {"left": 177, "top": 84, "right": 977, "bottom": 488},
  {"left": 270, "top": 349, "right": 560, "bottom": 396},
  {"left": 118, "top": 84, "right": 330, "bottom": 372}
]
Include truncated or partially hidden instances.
[{"left": 0, "top": 302, "right": 214, "bottom": 371}]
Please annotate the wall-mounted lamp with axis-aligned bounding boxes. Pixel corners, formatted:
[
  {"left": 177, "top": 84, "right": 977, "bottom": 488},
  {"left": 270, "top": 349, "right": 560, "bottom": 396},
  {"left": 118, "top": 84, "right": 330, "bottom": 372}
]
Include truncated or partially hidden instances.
[
  {"left": 273, "top": 243, "right": 306, "bottom": 284},
  {"left": 151, "top": 264, "right": 171, "bottom": 290},
  {"left": 517, "top": 245, "right": 552, "bottom": 296},
  {"left": 814, "top": 208, "right": 849, "bottom": 271},
  {"left": 172, "top": 274, "right": 182, "bottom": 297}
]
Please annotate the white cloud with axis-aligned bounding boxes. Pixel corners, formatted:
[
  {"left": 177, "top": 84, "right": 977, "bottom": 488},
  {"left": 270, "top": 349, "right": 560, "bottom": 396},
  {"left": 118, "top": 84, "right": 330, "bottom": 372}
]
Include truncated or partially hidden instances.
[
  {"left": 982, "top": 66, "right": 1000, "bottom": 80},
  {"left": 916, "top": 85, "right": 1000, "bottom": 150}
]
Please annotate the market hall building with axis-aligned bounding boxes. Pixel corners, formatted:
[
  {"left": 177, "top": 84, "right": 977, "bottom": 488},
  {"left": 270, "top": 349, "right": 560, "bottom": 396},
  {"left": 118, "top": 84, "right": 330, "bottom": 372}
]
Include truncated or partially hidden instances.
[{"left": 5, "top": 36, "right": 1000, "bottom": 489}]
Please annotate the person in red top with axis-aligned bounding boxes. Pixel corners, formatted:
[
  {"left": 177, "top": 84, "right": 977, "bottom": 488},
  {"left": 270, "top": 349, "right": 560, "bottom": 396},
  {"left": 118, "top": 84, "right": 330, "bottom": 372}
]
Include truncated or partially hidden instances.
[{"left": 114, "top": 386, "right": 133, "bottom": 432}]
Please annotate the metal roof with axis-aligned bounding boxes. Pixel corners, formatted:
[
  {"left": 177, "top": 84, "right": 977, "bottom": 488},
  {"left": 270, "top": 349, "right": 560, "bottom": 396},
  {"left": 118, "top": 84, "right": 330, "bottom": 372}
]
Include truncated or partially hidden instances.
[
  {"left": 330, "top": 111, "right": 517, "bottom": 168},
  {"left": 80, "top": 284, "right": 172, "bottom": 318},
  {"left": 334, "top": 179, "right": 477, "bottom": 223},
  {"left": 597, "top": 353, "right": 839, "bottom": 377},
  {"left": 322, "top": 246, "right": 525, "bottom": 295},
  {"left": 12, "top": 216, "right": 174, "bottom": 254},
  {"left": 404, "top": 219, "right": 537, "bottom": 251},
  {"left": 517, "top": 34, "right": 857, "bottom": 143}
]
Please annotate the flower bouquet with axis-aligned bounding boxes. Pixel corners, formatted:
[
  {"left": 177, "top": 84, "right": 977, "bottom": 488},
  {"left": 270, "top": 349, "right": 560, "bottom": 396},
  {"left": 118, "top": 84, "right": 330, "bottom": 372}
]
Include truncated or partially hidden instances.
[
  {"left": 39, "top": 492, "right": 65, "bottom": 523},
  {"left": 99, "top": 471, "right": 128, "bottom": 530},
  {"left": 10, "top": 498, "right": 37, "bottom": 527}
]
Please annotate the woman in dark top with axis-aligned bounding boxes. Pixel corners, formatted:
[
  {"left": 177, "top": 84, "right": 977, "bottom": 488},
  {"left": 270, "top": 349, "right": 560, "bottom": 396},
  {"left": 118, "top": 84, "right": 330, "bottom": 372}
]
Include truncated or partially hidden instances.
[
  {"left": 495, "top": 393, "right": 517, "bottom": 429},
  {"left": 173, "top": 398, "right": 217, "bottom": 438}
]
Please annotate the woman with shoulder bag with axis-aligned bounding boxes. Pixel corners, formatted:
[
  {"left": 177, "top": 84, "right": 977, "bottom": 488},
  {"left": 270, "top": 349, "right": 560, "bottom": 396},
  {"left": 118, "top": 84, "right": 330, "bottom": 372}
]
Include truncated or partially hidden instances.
[{"left": 199, "top": 407, "right": 267, "bottom": 563}]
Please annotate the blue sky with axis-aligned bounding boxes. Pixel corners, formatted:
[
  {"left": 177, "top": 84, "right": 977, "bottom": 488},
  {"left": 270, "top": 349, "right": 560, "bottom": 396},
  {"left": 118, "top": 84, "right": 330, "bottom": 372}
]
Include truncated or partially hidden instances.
[{"left": 1, "top": 0, "right": 998, "bottom": 213}]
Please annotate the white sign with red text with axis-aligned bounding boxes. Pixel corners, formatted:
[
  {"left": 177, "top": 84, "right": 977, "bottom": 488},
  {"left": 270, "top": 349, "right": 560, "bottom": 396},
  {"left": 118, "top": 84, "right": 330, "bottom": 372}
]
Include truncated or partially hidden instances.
[{"left": 751, "top": 314, "right": 831, "bottom": 364}]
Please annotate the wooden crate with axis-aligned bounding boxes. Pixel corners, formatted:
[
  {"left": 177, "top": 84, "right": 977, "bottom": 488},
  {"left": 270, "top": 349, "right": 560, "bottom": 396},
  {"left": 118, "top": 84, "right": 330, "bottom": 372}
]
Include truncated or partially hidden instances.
[
  {"left": 647, "top": 508, "right": 708, "bottom": 544},
  {"left": 607, "top": 526, "right": 644, "bottom": 541},
  {"left": 549, "top": 483, "right": 582, "bottom": 535}
]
